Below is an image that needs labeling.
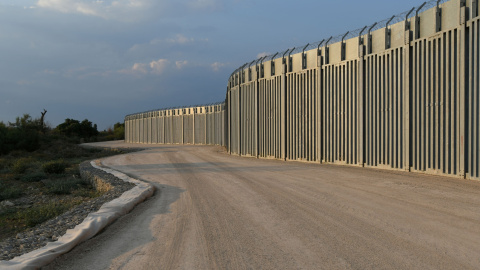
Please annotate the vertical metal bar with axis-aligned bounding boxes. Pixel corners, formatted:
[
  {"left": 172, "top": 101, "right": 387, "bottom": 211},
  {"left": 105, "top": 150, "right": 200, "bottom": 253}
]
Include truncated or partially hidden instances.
[
  {"left": 468, "top": 23, "right": 474, "bottom": 177},
  {"left": 339, "top": 65, "right": 343, "bottom": 161},
  {"left": 421, "top": 40, "right": 427, "bottom": 171},
  {"left": 346, "top": 63, "right": 351, "bottom": 163},
  {"left": 310, "top": 71, "right": 313, "bottom": 161},
  {"left": 393, "top": 50, "right": 398, "bottom": 168},
  {"left": 374, "top": 55, "right": 379, "bottom": 166},
  {"left": 334, "top": 66, "right": 338, "bottom": 161},
  {"left": 440, "top": 34, "right": 445, "bottom": 173},
  {"left": 413, "top": 44, "right": 417, "bottom": 173},
  {"left": 381, "top": 54, "right": 385, "bottom": 165},
  {"left": 447, "top": 31, "right": 453, "bottom": 174},
  {"left": 325, "top": 66, "right": 329, "bottom": 162},
  {"left": 459, "top": 26, "right": 466, "bottom": 177},
  {"left": 316, "top": 66, "right": 321, "bottom": 163},
  {"left": 388, "top": 52, "right": 393, "bottom": 167},
  {"left": 474, "top": 21, "right": 480, "bottom": 178},
  {"left": 358, "top": 56, "right": 364, "bottom": 166},
  {"left": 435, "top": 38, "right": 440, "bottom": 171},
  {"left": 450, "top": 30, "right": 455, "bottom": 174},
  {"left": 323, "top": 67, "right": 327, "bottom": 161},
  {"left": 366, "top": 56, "right": 371, "bottom": 166},
  {"left": 428, "top": 39, "right": 432, "bottom": 171}
]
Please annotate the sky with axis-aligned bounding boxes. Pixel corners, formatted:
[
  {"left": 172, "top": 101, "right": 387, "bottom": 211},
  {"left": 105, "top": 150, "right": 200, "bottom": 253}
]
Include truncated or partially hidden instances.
[{"left": 0, "top": 0, "right": 425, "bottom": 130}]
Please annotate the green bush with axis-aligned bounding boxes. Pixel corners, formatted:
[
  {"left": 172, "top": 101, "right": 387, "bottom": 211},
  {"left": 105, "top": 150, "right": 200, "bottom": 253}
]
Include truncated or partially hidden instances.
[
  {"left": 42, "top": 160, "right": 67, "bottom": 174},
  {"left": 45, "top": 178, "right": 87, "bottom": 195},
  {"left": 11, "top": 158, "right": 31, "bottom": 174}
]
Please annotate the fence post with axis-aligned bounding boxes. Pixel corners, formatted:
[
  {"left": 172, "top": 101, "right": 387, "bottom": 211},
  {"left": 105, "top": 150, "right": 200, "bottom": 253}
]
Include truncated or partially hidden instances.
[
  {"left": 459, "top": 0, "right": 466, "bottom": 177},
  {"left": 317, "top": 41, "right": 325, "bottom": 163},
  {"left": 358, "top": 30, "right": 366, "bottom": 167},
  {"left": 404, "top": 8, "right": 414, "bottom": 171}
]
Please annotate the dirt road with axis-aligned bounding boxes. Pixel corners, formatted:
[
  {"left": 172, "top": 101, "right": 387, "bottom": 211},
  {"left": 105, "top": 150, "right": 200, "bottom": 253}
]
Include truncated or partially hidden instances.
[{"left": 45, "top": 142, "right": 480, "bottom": 269}]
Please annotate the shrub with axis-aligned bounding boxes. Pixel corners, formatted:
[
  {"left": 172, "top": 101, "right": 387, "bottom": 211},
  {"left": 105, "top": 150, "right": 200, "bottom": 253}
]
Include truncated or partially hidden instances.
[
  {"left": 42, "top": 160, "right": 67, "bottom": 174},
  {"left": 11, "top": 158, "right": 31, "bottom": 174}
]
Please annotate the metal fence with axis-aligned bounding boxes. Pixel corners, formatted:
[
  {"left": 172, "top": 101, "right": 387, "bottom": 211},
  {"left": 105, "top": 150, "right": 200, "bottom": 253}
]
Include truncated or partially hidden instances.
[
  {"left": 227, "top": 0, "right": 480, "bottom": 180},
  {"left": 125, "top": 102, "right": 226, "bottom": 147},
  {"left": 126, "top": 0, "right": 480, "bottom": 180}
]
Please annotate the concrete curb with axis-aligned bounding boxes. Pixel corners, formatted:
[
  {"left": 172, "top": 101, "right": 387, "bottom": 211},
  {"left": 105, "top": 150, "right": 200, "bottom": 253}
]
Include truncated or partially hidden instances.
[{"left": 0, "top": 161, "right": 154, "bottom": 270}]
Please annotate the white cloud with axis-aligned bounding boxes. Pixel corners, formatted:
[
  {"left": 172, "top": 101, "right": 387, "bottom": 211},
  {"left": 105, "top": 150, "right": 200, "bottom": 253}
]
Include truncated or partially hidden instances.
[
  {"left": 167, "top": 34, "right": 194, "bottom": 45},
  {"left": 36, "top": 0, "right": 222, "bottom": 21},
  {"left": 132, "top": 62, "right": 148, "bottom": 74},
  {"left": 176, "top": 60, "right": 188, "bottom": 69},
  {"left": 149, "top": 59, "right": 169, "bottom": 74},
  {"left": 211, "top": 62, "right": 224, "bottom": 72},
  {"left": 37, "top": 0, "right": 102, "bottom": 17},
  {"left": 257, "top": 52, "right": 270, "bottom": 59},
  {"left": 119, "top": 59, "right": 170, "bottom": 75},
  {"left": 36, "top": 0, "right": 155, "bottom": 21}
]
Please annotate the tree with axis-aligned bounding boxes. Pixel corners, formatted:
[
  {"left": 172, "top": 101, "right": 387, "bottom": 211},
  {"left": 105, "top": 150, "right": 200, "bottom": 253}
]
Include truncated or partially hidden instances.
[
  {"left": 40, "top": 109, "right": 47, "bottom": 133},
  {"left": 55, "top": 118, "right": 99, "bottom": 139},
  {"left": 5, "top": 114, "right": 42, "bottom": 152},
  {"left": 113, "top": 122, "right": 125, "bottom": 140}
]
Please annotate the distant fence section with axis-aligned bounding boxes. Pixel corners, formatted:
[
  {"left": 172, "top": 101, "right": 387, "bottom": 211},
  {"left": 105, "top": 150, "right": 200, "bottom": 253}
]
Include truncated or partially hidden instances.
[
  {"left": 126, "top": 0, "right": 480, "bottom": 181},
  {"left": 124, "top": 103, "right": 226, "bottom": 147}
]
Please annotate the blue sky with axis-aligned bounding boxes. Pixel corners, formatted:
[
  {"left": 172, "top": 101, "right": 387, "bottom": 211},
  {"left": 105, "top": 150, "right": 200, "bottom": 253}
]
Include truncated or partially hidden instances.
[{"left": 1, "top": 0, "right": 423, "bottom": 130}]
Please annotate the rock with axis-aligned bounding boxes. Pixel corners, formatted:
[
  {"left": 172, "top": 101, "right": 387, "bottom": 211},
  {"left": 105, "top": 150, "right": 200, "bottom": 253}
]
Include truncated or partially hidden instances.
[{"left": 1, "top": 201, "right": 14, "bottom": 207}]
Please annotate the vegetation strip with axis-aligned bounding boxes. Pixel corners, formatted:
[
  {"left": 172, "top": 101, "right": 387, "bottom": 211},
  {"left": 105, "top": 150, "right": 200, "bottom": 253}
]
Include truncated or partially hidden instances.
[{"left": 0, "top": 160, "right": 135, "bottom": 261}]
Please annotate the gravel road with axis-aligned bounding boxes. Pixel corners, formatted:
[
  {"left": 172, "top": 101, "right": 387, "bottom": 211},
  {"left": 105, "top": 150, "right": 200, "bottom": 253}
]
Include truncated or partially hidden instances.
[{"left": 45, "top": 142, "right": 480, "bottom": 270}]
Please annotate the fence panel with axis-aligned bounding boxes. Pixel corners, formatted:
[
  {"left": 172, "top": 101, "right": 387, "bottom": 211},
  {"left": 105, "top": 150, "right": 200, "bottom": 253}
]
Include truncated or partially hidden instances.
[
  {"left": 322, "top": 60, "right": 358, "bottom": 164},
  {"left": 467, "top": 16, "right": 480, "bottom": 179},
  {"left": 364, "top": 48, "right": 404, "bottom": 169}
]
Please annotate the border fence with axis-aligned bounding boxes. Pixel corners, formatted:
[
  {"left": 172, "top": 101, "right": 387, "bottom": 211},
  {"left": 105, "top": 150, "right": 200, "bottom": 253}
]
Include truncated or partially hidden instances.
[
  {"left": 126, "top": 0, "right": 480, "bottom": 180},
  {"left": 125, "top": 102, "right": 226, "bottom": 147}
]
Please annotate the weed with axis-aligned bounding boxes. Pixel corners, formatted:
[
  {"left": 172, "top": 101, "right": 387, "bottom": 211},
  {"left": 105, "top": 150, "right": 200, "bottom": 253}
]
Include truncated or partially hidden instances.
[{"left": 42, "top": 160, "right": 67, "bottom": 174}]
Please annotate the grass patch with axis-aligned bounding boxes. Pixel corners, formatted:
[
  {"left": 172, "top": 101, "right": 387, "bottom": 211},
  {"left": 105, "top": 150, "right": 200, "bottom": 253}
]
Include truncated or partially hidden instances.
[
  {"left": 0, "top": 141, "right": 128, "bottom": 241},
  {"left": 16, "top": 202, "right": 75, "bottom": 227},
  {"left": 20, "top": 172, "right": 46, "bottom": 183},
  {"left": 45, "top": 177, "right": 88, "bottom": 195}
]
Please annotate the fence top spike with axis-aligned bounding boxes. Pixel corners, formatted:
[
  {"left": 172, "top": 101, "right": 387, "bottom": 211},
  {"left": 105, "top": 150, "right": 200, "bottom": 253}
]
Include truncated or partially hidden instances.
[
  {"left": 325, "top": 36, "right": 333, "bottom": 46},
  {"left": 341, "top": 31, "right": 350, "bottom": 43},
  {"left": 368, "top": 22, "right": 377, "bottom": 34},
  {"left": 302, "top": 43, "right": 310, "bottom": 53},
  {"left": 416, "top": 2, "right": 427, "bottom": 16},
  {"left": 386, "top": 15, "right": 395, "bottom": 27}
]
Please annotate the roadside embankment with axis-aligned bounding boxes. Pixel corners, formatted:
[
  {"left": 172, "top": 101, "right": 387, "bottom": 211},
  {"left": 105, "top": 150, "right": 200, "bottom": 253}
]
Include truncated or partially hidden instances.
[{"left": 0, "top": 159, "right": 154, "bottom": 269}]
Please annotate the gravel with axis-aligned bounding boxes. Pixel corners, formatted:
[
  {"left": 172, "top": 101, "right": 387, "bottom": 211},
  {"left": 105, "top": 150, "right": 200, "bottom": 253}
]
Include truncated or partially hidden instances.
[{"left": 0, "top": 161, "right": 135, "bottom": 261}]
